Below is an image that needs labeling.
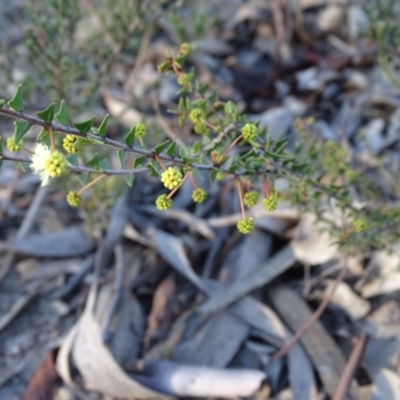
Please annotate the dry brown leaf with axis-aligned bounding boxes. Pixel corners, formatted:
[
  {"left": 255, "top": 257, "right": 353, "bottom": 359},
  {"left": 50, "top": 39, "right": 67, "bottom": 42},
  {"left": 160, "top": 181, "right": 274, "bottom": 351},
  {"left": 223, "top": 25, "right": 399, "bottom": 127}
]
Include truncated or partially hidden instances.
[
  {"left": 290, "top": 213, "right": 340, "bottom": 265},
  {"left": 132, "top": 359, "right": 267, "bottom": 398},
  {"left": 325, "top": 280, "right": 370, "bottom": 319},
  {"left": 22, "top": 351, "right": 57, "bottom": 400},
  {"left": 71, "top": 308, "right": 165, "bottom": 399},
  {"left": 144, "top": 275, "right": 176, "bottom": 350},
  {"left": 150, "top": 228, "right": 207, "bottom": 292},
  {"left": 173, "top": 310, "right": 249, "bottom": 367},
  {"left": 268, "top": 284, "right": 358, "bottom": 400},
  {"left": 8, "top": 226, "right": 94, "bottom": 258}
]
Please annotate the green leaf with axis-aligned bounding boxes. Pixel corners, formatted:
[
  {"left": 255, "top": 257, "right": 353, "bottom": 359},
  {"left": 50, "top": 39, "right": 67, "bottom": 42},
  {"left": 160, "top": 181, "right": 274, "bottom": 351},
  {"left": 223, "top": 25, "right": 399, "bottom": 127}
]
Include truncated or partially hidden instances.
[
  {"left": 97, "top": 114, "right": 109, "bottom": 137},
  {"left": 191, "top": 141, "right": 201, "bottom": 153},
  {"left": 274, "top": 137, "right": 289, "bottom": 155},
  {"left": 66, "top": 154, "right": 78, "bottom": 166},
  {"left": 13, "top": 121, "right": 31, "bottom": 144},
  {"left": 72, "top": 137, "right": 95, "bottom": 151},
  {"left": 208, "top": 89, "right": 217, "bottom": 104},
  {"left": 192, "top": 168, "right": 202, "bottom": 179},
  {"left": 8, "top": 84, "right": 23, "bottom": 112},
  {"left": 74, "top": 116, "right": 96, "bottom": 133},
  {"left": 209, "top": 170, "right": 218, "bottom": 183},
  {"left": 182, "top": 156, "right": 197, "bottom": 164},
  {"left": 87, "top": 154, "right": 100, "bottom": 169},
  {"left": 77, "top": 173, "right": 90, "bottom": 186},
  {"left": 165, "top": 141, "right": 176, "bottom": 157},
  {"left": 16, "top": 161, "right": 29, "bottom": 172},
  {"left": 55, "top": 100, "right": 68, "bottom": 125},
  {"left": 37, "top": 128, "right": 50, "bottom": 147},
  {"left": 147, "top": 159, "right": 159, "bottom": 177},
  {"left": 179, "top": 145, "right": 189, "bottom": 158},
  {"left": 117, "top": 149, "right": 125, "bottom": 168},
  {"left": 0, "top": 138, "right": 2, "bottom": 154},
  {"left": 139, "top": 137, "right": 147, "bottom": 150},
  {"left": 124, "top": 126, "right": 135, "bottom": 147},
  {"left": 99, "top": 157, "right": 111, "bottom": 170},
  {"left": 178, "top": 97, "right": 186, "bottom": 111},
  {"left": 154, "top": 140, "right": 171, "bottom": 154},
  {"left": 37, "top": 102, "right": 55, "bottom": 122},
  {"left": 0, "top": 99, "right": 5, "bottom": 109},
  {"left": 224, "top": 101, "right": 237, "bottom": 115},
  {"left": 133, "top": 155, "right": 146, "bottom": 169},
  {"left": 198, "top": 83, "right": 209, "bottom": 95},
  {"left": 124, "top": 174, "right": 134, "bottom": 187}
]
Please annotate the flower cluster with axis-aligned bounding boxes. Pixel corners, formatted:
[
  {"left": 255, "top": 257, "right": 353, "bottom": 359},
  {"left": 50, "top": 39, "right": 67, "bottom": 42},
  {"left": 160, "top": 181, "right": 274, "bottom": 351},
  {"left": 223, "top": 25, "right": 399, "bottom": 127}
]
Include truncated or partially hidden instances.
[
  {"left": 161, "top": 167, "right": 183, "bottom": 190},
  {"left": 192, "top": 188, "right": 207, "bottom": 203},
  {"left": 189, "top": 108, "right": 209, "bottom": 135},
  {"left": 63, "top": 134, "right": 78, "bottom": 153},
  {"left": 263, "top": 192, "right": 278, "bottom": 211},
  {"left": 241, "top": 123, "right": 258, "bottom": 142},
  {"left": 177, "top": 73, "right": 192, "bottom": 92},
  {"left": 6, "top": 137, "right": 23, "bottom": 152},
  {"left": 156, "top": 194, "right": 172, "bottom": 210},
  {"left": 30, "top": 144, "right": 67, "bottom": 186},
  {"left": 134, "top": 122, "right": 147, "bottom": 138},
  {"left": 353, "top": 218, "right": 366, "bottom": 233},
  {"left": 237, "top": 217, "right": 254, "bottom": 234},
  {"left": 66, "top": 191, "right": 82, "bottom": 207},
  {"left": 243, "top": 191, "right": 259, "bottom": 208}
]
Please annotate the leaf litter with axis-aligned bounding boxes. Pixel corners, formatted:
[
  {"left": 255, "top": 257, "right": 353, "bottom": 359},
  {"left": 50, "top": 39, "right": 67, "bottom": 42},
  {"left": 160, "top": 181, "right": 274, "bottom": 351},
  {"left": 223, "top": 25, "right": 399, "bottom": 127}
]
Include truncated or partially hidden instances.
[{"left": 2, "top": 0, "right": 400, "bottom": 399}]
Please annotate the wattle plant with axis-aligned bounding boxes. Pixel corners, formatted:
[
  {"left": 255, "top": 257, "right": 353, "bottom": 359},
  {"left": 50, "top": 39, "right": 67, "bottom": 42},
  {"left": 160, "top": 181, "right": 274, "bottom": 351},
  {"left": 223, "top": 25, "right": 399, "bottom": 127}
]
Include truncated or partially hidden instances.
[{"left": 0, "top": 43, "right": 399, "bottom": 251}]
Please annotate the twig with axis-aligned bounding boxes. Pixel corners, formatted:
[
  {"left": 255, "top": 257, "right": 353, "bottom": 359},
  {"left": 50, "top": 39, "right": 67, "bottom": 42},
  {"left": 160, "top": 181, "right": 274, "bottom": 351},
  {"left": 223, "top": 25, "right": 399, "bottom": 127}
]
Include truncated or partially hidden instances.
[
  {"left": 0, "top": 186, "right": 48, "bottom": 283},
  {"left": 272, "top": 259, "right": 348, "bottom": 360},
  {"left": 332, "top": 333, "right": 368, "bottom": 400},
  {"left": 0, "top": 108, "right": 274, "bottom": 178},
  {"left": 0, "top": 282, "right": 43, "bottom": 333}
]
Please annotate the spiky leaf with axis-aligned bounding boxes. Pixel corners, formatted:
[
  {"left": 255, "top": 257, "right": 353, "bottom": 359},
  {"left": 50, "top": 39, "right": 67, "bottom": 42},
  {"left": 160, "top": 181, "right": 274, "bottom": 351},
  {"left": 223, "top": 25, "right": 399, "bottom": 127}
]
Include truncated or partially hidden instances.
[
  {"left": 55, "top": 100, "right": 68, "bottom": 125},
  {"left": 14, "top": 121, "right": 31, "bottom": 144},
  {"left": 124, "top": 126, "right": 135, "bottom": 147},
  {"left": 74, "top": 116, "right": 96, "bottom": 133},
  {"left": 97, "top": 114, "right": 109, "bottom": 137},
  {"left": 37, "top": 102, "right": 55, "bottom": 122},
  {"left": 117, "top": 150, "right": 125, "bottom": 168},
  {"left": 8, "top": 84, "right": 23, "bottom": 112},
  {"left": 133, "top": 155, "right": 146, "bottom": 169},
  {"left": 154, "top": 140, "right": 171, "bottom": 154},
  {"left": 124, "top": 174, "right": 134, "bottom": 187},
  {"left": 165, "top": 141, "right": 176, "bottom": 157}
]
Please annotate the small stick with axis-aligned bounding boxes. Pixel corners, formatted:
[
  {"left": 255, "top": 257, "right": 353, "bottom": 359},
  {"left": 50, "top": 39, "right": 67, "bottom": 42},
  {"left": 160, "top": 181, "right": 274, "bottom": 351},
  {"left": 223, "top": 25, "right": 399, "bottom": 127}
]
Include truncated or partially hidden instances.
[
  {"left": 272, "top": 259, "right": 348, "bottom": 360},
  {"left": 332, "top": 333, "right": 368, "bottom": 400}
]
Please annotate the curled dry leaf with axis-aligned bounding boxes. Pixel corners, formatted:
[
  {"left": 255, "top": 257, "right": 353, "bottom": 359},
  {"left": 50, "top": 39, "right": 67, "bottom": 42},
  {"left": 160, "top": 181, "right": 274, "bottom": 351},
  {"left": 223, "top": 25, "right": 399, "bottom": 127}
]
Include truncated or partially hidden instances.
[
  {"left": 290, "top": 213, "right": 340, "bottom": 265},
  {"left": 57, "top": 305, "right": 165, "bottom": 399},
  {"left": 325, "top": 280, "right": 370, "bottom": 319},
  {"left": 132, "top": 359, "right": 267, "bottom": 398}
]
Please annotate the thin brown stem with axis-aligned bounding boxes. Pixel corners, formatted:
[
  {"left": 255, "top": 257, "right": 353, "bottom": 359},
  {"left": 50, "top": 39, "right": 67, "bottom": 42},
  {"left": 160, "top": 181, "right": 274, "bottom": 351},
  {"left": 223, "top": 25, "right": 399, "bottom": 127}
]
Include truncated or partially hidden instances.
[
  {"left": 189, "top": 172, "right": 197, "bottom": 189},
  {"left": 167, "top": 171, "right": 190, "bottom": 199},
  {"left": 155, "top": 154, "right": 167, "bottom": 171},
  {"left": 236, "top": 179, "right": 246, "bottom": 219},
  {"left": 221, "top": 134, "right": 243, "bottom": 159},
  {"left": 332, "top": 333, "right": 368, "bottom": 400},
  {"left": 48, "top": 126, "right": 55, "bottom": 152},
  {"left": 77, "top": 173, "right": 107, "bottom": 195},
  {"left": 0, "top": 108, "right": 275, "bottom": 178},
  {"left": 272, "top": 259, "right": 348, "bottom": 360}
]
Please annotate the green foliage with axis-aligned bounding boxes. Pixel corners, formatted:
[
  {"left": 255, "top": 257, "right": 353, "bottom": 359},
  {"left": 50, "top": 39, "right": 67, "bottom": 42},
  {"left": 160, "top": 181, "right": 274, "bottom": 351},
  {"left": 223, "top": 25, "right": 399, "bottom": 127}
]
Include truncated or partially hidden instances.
[
  {"left": 1, "top": 23, "right": 400, "bottom": 250},
  {"left": 364, "top": 0, "right": 400, "bottom": 90}
]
